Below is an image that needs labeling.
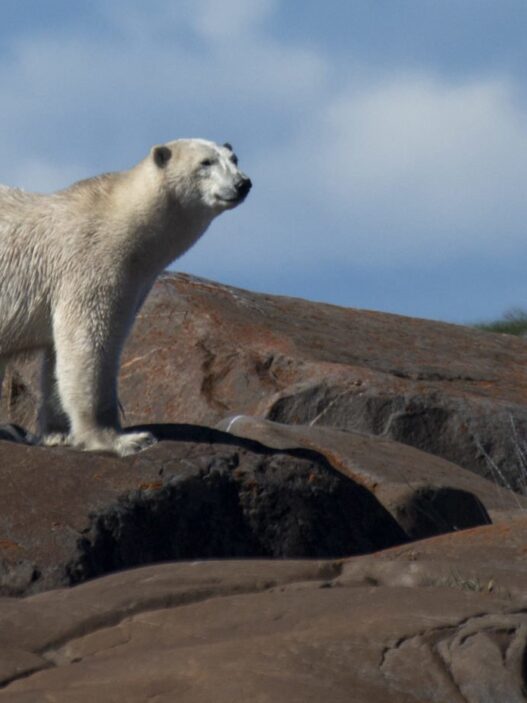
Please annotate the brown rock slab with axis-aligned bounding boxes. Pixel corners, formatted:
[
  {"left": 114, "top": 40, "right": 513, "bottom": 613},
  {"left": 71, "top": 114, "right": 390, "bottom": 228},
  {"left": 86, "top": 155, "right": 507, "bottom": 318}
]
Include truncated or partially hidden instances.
[
  {"left": 339, "top": 515, "right": 527, "bottom": 601},
  {"left": 3, "top": 273, "right": 527, "bottom": 489},
  {"left": 0, "top": 546, "right": 526, "bottom": 702},
  {"left": 216, "top": 415, "right": 526, "bottom": 536},
  {"left": 0, "top": 427, "right": 407, "bottom": 596},
  {"left": 1, "top": 274, "right": 526, "bottom": 700},
  {"left": 2, "top": 416, "right": 508, "bottom": 598}
]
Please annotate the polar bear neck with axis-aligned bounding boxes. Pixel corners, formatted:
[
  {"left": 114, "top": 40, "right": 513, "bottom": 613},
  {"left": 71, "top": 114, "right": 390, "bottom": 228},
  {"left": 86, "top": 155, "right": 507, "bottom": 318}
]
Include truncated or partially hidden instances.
[{"left": 97, "top": 163, "right": 214, "bottom": 274}]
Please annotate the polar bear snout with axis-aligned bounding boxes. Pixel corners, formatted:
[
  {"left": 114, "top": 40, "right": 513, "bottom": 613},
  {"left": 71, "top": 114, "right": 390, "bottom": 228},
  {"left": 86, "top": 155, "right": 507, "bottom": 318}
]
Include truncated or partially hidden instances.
[{"left": 235, "top": 176, "right": 252, "bottom": 199}]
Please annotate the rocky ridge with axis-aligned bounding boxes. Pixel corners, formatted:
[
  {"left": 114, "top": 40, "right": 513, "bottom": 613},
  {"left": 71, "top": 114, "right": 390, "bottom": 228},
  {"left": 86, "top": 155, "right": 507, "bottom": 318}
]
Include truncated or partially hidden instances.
[
  {"left": 5, "top": 272, "right": 527, "bottom": 489},
  {"left": 1, "top": 273, "right": 527, "bottom": 701}
]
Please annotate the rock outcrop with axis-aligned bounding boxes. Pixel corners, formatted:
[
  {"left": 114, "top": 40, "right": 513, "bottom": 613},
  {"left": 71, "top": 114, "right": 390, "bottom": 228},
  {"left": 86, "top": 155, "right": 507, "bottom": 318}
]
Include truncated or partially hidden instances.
[
  {"left": 1, "top": 531, "right": 527, "bottom": 702},
  {"left": 0, "top": 426, "right": 407, "bottom": 596},
  {"left": 3, "top": 272, "right": 527, "bottom": 490},
  {"left": 1, "top": 272, "right": 527, "bottom": 701}
]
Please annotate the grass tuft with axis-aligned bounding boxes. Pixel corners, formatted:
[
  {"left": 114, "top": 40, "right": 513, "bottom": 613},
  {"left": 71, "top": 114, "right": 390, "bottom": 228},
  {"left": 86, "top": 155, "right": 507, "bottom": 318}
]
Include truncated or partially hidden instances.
[{"left": 474, "top": 308, "right": 527, "bottom": 336}]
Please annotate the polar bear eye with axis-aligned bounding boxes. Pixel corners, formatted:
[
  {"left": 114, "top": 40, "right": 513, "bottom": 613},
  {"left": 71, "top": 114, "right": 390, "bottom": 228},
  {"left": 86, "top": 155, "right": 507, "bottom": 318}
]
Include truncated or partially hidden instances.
[{"left": 200, "top": 158, "right": 215, "bottom": 167}]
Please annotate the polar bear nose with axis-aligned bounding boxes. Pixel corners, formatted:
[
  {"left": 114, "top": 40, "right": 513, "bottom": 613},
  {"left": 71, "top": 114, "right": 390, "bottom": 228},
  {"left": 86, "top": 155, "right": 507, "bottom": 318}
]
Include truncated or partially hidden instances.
[{"left": 235, "top": 177, "right": 252, "bottom": 198}]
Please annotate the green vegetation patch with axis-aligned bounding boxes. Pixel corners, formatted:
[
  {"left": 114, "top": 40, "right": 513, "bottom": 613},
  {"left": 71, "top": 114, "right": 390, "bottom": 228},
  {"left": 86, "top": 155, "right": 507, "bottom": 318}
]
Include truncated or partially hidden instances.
[{"left": 474, "top": 309, "right": 527, "bottom": 336}]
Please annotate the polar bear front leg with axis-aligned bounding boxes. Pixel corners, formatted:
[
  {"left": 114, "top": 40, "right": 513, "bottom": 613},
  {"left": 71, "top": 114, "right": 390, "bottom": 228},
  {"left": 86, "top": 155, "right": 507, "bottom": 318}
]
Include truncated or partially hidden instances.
[
  {"left": 39, "top": 347, "right": 71, "bottom": 446},
  {"left": 51, "top": 305, "right": 156, "bottom": 456}
]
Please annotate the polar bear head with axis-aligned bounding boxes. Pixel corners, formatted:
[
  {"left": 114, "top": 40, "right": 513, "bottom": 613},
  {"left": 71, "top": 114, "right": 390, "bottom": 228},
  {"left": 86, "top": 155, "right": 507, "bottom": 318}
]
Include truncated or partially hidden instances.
[{"left": 150, "top": 138, "right": 252, "bottom": 213}]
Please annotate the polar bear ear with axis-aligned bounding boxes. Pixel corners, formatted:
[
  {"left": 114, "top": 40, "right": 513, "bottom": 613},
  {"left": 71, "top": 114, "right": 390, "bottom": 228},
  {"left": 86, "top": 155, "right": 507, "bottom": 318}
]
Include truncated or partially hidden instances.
[
  {"left": 223, "top": 142, "right": 233, "bottom": 151},
  {"left": 151, "top": 145, "right": 172, "bottom": 168}
]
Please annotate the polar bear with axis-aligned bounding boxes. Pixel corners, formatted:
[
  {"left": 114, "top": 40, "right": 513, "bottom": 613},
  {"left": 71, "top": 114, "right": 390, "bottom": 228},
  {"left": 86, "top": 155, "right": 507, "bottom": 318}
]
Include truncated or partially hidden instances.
[{"left": 0, "top": 139, "right": 251, "bottom": 456}]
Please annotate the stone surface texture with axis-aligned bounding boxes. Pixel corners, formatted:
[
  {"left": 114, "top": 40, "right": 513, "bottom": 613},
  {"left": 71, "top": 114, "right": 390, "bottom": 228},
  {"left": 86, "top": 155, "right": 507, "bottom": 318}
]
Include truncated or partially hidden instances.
[
  {"left": 1, "top": 547, "right": 527, "bottom": 702},
  {"left": 0, "top": 428, "right": 407, "bottom": 597},
  {"left": 4, "top": 272, "right": 527, "bottom": 489},
  {"left": 1, "top": 273, "right": 527, "bottom": 701}
]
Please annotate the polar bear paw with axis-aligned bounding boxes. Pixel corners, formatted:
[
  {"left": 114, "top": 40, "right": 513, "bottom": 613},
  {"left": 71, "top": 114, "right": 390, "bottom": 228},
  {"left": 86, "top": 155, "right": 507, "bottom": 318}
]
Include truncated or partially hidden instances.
[
  {"left": 114, "top": 431, "right": 158, "bottom": 457},
  {"left": 42, "top": 432, "right": 71, "bottom": 447},
  {"left": 80, "top": 429, "right": 157, "bottom": 456},
  {"left": 43, "top": 429, "right": 157, "bottom": 456}
]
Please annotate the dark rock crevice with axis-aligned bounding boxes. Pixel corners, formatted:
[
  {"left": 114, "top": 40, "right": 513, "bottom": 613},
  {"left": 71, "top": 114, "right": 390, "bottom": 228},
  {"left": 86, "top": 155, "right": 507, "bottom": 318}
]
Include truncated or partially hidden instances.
[
  {"left": 392, "top": 487, "right": 491, "bottom": 540},
  {"left": 68, "top": 448, "right": 407, "bottom": 586}
]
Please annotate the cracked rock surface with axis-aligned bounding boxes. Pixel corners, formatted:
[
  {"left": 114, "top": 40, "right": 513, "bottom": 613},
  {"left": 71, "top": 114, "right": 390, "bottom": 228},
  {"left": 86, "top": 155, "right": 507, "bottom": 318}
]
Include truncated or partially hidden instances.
[
  {"left": 1, "top": 274, "right": 527, "bottom": 700},
  {"left": 0, "top": 423, "right": 526, "bottom": 701},
  {"left": 1, "top": 550, "right": 527, "bottom": 702}
]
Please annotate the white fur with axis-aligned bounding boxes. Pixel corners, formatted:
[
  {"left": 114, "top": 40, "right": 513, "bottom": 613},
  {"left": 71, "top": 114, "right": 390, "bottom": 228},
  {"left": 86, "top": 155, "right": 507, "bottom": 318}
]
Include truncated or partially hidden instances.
[{"left": 0, "top": 139, "right": 251, "bottom": 456}]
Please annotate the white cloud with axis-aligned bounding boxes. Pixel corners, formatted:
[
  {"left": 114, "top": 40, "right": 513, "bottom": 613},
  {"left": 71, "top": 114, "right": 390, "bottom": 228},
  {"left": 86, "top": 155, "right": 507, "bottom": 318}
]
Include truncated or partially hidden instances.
[
  {"left": 191, "top": 0, "right": 277, "bottom": 41},
  {"left": 1, "top": 2, "right": 527, "bottom": 292},
  {"left": 234, "top": 73, "right": 527, "bottom": 271},
  {"left": 320, "top": 76, "right": 527, "bottom": 216},
  {"left": 0, "top": 0, "right": 327, "bottom": 187},
  {"left": 98, "top": 0, "right": 276, "bottom": 45}
]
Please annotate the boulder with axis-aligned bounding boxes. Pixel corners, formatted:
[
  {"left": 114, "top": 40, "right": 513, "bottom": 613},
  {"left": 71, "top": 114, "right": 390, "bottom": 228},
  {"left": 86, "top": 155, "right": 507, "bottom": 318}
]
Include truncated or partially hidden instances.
[
  {"left": 3, "top": 273, "right": 527, "bottom": 489},
  {"left": 0, "top": 273, "right": 527, "bottom": 700},
  {"left": 0, "top": 426, "right": 408, "bottom": 596},
  {"left": 3, "top": 413, "right": 518, "bottom": 598},
  {"left": 215, "top": 415, "right": 527, "bottom": 535}
]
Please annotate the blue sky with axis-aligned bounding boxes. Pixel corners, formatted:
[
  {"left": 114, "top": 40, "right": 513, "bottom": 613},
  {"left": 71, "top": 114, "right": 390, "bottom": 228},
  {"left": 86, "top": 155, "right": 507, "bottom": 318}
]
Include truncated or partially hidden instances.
[{"left": 1, "top": 1, "right": 527, "bottom": 323}]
